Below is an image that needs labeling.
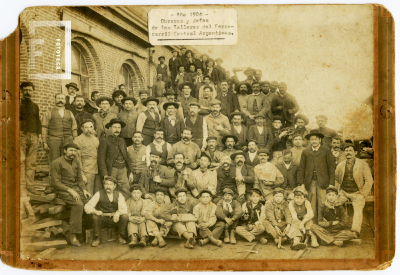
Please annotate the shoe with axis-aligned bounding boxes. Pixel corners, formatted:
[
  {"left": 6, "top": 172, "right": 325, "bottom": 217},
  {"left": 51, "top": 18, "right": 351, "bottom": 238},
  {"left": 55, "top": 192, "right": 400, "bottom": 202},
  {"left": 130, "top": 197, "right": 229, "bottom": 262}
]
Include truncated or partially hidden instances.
[
  {"left": 333, "top": 241, "right": 344, "bottom": 247},
  {"left": 310, "top": 232, "right": 319, "bottom": 248},
  {"left": 209, "top": 236, "right": 222, "bottom": 247},
  {"left": 139, "top": 236, "right": 147, "bottom": 247},
  {"left": 230, "top": 230, "right": 236, "bottom": 244},
  {"left": 91, "top": 237, "right": 100, "bottom": 247},
  {"left": 158, "top": 239, "right": 167, "bottom": 248},
  {"left": 350, "top": 239, "right": 362, "bottom": 245},
  {"left": 118, "top": 235, "right": 127, "bottom": 245},
  {"left": 199, "top": 238, "right": 210, "bottom": 246},
  {"left": 224, "top": 229, "right": 230, "bottom": 243},
  {"left": 67, "top": 233, "right": 81, "bottom": 247},
  {"left": 184, "top": 240, "right": 194, "bottom": 249},
  {"left": 290, "top": 237, "right": 305, "bottom": 251},
  {"left": 26, "top": 185, "right": 41, "bottom": 195},
  {"left": 129, "top": 235, "right": 138, "bottom": 247},
  {"left": 188, "top": 237, "right": 196, "bottom": 246},
  {"left": 260, "top": 238, "right": 268, "bottom": 245},
  {"left": 151, "top": 238, "right": 159, "bottom": 246}
]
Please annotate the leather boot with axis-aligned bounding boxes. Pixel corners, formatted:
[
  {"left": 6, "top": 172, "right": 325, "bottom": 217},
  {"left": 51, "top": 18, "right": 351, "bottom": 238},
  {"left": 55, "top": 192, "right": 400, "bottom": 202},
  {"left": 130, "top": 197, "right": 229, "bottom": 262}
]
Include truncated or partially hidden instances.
[
  {"left": 224, "top": 228, "right": 230, "bottom": 243},
  {"left": 91, "top": 237, "right": 101, "bottom": 247},
  {"left": 66, "top": 233, "right": 81, "bottom": 247},
  {"left": 118, "top": 235, "right": 127, "bottom": 244},
  {"left": 333, "top": 241, "right": 343, "bottom": 247},
  {"left": 230, "top": 230, "right": 236, "bottom": 244},
  {"left": 208, "top": 236, "right": 222, "bottom": 247},
  {"left": 310, "top": 232, "right": 319, "bottom": 248},
  {"left": 139, "top": 236, "right": 147, "bottom": 247},
  {"left": 199, "top": 238, "right": 210, "bottom": 246},
  {"left": 151, "top": 238, "right": 159, "bottom": 246},
  {"left": 129, "top": 234, "right": 138, "bottom": 247},
  {"left": 184, "top": 240, "right": 194, "bottom": 249}
]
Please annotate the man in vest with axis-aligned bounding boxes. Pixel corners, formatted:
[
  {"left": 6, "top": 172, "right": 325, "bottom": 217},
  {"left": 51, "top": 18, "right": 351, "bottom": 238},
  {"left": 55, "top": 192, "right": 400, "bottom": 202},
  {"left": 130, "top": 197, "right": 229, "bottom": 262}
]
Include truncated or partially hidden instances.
[
  {"left": 158, "top": 89, "right": 185, "bottom": 120},
  {"left": 92, "top": 97, "right": 118, "bottom": 139},
  {"left": 242, "top": 82, "right": 269, "bottom": 127},
  {"left": 184, "top": 102, "right": 208, "bottom": 150},
  {"left": 177, "top": 82, "right": 197, "bottom": 117},
  {"left": 65, "top": 82, "right": 79, "bottom": 111},
  {"left": 135, "top": 90, "right": 149, "bottom": 114},
  {"left": 244, "top": 140, "right": 260, "bottom": 167},
  {"left": 167, "top": 128, "right": 202, "bottom": 170},
  {"left": 152, "top": 73, "right": 166, "bottom": 101},
  {"left": 215, "top": 80, "right": 240, "bottom": 117},
  {"left": 84, "top": 176, "right": 129, "bottom": 247},
  {"left": 71, "top": 95, "right": 94, "bottom": 136},
  {"left": 98, "top": 118, "right": 134, "bottom": 200},
  {"left": 118, "top": 97, "right": 139, "bottom": 147},
  {"left": 229, "top": 111, "right": 247, "bottom": 151},
  {"left": 331, "top": 136, "right": 347, "bottom": 167},
  {"left": 136, "top": 97, "right": 161, "bottom": 146},
  {"left": 145, "top": 128, "right": 171, "bottom": 166},
  {"left": 205, "top": 99, "right": 232, "bottom": 151},
  {"left": 42, "top": 93, "right": 78, "bottom": 165},
  {"left": 160, "top": 102, "right": 185, "bottom": 145},
  {"left": 247, "top": 114, "right": 274, "bottom": 154},
  {"left": 127, "top": 132, "right": 148, "bottom": 186}
]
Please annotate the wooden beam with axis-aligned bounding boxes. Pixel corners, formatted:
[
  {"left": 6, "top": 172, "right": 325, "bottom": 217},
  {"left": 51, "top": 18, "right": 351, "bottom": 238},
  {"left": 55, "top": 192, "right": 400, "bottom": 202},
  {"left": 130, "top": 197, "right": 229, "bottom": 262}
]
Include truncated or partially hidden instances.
[
  {"left": 28, "top": 220, "right": 63, "bottom": 231},
  {"left": 48, "top": 205, "right": 66, "bottom": 215},
  {"left": 22, "top": 240, "right": 68, "bottom": 251},
  {"left": 21, "top": 230, "right": 51, "bottom": 238},
  {"left": 29, "top": 193, "right": 56, "bottom": 203},
  {"left": 32, "top": 248, "right": 57, "bottom": 260}
]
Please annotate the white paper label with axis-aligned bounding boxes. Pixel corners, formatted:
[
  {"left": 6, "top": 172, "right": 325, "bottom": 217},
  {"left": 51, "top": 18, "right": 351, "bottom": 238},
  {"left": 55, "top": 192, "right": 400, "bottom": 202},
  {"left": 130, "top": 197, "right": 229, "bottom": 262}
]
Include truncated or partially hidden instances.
[{"left": 148, "top": 9, "right": 238, "bottom": 45}]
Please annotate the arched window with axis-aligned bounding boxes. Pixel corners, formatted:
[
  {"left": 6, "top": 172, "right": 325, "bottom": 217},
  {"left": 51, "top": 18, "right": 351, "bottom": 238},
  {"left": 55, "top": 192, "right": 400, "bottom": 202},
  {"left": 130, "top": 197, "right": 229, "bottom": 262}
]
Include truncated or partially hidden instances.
[{"left": 118, "top": 63, "right": 135, "bottom": 96}]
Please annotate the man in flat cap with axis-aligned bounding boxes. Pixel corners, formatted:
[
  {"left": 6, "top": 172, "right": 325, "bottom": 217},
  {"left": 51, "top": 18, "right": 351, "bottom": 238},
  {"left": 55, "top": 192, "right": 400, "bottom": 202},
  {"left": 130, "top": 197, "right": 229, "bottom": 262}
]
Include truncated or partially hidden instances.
[
  {"left": 244, "top": 140, "right": 261, "bottom": 167},
  {"left": 229, "top": 111, "right": 248, "bottom": 151},
  {"left": 169, "top": 49, "right": 182, "bottom": 90},
  {"left": 51, "top": 143, "right": 92, "bottom": 247},
  {"left": 160, "top": 101, "right": 185, "bottom": 145},
  {"left": 117, "top": 97, "right": 139, "bottom": 147},
  {"left": 298, "top": 129, "right": 336, "bottom": 223},
  {"left": 215, "top": 80, "right": 240, "bottom": 117},
  {"left": 158, "top": 89, "right": 184, "bottom": 121},
  {"left": 152, "top": 73, "right": 166, "bottom": 101},
  {"left": 270, "top": 115, "right": 290, "bottom": 154},
  {"left": 203, "top": 136, "right": 223, "bottom": 170},
  {"left": 64, "top": 82, "right": 79, "bottom": 111},
  {"left": 110, "top": 89, "right": 127, "bottom": 115},
  {"left": 221, "top": 135, "right": 241, "bottom": 158},
  {"left": 205, "top": 99, "right": 232, "bottom": 151},
  {"left": 156, "top": 55, "right": 170, "bottom": 85},
  {"left": 271, "top": 82, "right": 299, "bottom": 127},
  {"left": 175, "top": 65, "right": 192, "bottom": 96},
  {"left": 242, "top": 82, "right": 269, "bottom": 127},
  {"left": 84, "top": 176, "right": 129, "bottom": 247},
  {"left": 313, "top": 115, "right": 339, "bottom": 149},
  {"left": 136, "top": 97, "right": 161, "bottom": 145},
  {"left": 184, "top": 102, "right": 208, "bottom": 150},
  {"left": 335, "top": 143, "right": 373, "bottom": 239},
  {"left": 247, "top": 114, "right": 274, "bottom": 153},
  {"left": 185, "top": 153, "right": 217, "bottom": 198},
  {"left": 293, "top": 114, "right": 310, "bottom": 147},
  {"left": 177, "top": 82, "right": 197, "bottom": 117},
  {"left": 98, "top": 118, "right": 134, "bottom": 200},
  {"left": 92, "top": 97, "right": 118, "bottom": 139},
  {"left": 167, "top": 128, "right": 202, "bottom": 169}
]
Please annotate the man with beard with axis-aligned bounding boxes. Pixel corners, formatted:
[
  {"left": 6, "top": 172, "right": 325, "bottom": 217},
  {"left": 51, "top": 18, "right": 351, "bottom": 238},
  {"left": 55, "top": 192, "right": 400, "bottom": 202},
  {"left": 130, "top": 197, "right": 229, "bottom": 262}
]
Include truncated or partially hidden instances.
[
  {"left": 244, "top": 140, "right": 260, "bottom": 167},
  {"left": 293, "top": 114, "right": 310, "bottom": 147},
  {"left": 127, "top": 132, "right": 148, "bottom": 186},
  {"left": 110, "top": 90, "right": 127, "bottom": 115},
  {"left": 203, "top": 137, "right": 223, "bottom": 170},
  {"left": 276, "top": 149, "right": 299, "bottom": 200},
  {"left": 271, "top": 82, "right": 299, "bottom": 127},
  {"left": 192, "top": 66, "right": 205, "bottom": 99},
  {"left": 186, "top": 153, "right": 217, "bottom": 198},
  {"left": 229, "top": 111, "right": 248, "bottom": 151},
  {"left": 136, "top": 97, "right": 161, "bottom": 146},
  {"left": 42, "top": 93, "right": 78, "bottom": 164},
  {"left": 117, "top": 97, "right": 139, "bottom": 147},
  {"left": 92, "top": 97, "right": 118, "bottom": 139},
  {"left": 145, "top": 128, "right": 171, "bottom": 167},
  {"left": 177, "top": 82, "right": 197, "bottom": 117},
  {"left": 331, "top": 137, "right": 346, "bottom": 167},
  {"left": 152, "top": 73, "right": 166, "bottom": 101},
  {"left": 298, "top": 129, "right": 335, "bottom": 223},
  {"left": 236, "top": 83, "right": 251, "bottom": 114},
  {"left": 156, "top": 56, "right": 169, "bottom": 86},
  {"left": 313, "top": 115, "right": 339, "bottom": 149},
  {"left": 138, "top": 151, "right": 175, "bottom": 203},
  {"left": 221, "top": 135, "right": 241, "bottom": 158},
  {"left": 71, "top": 95, "right": 95, "bottom": 136},
  {"left": 184, "top": 102, "right": 208, "bottom": 150},
  {"left": 51, "top": 143, "right": 92, "bottom": 246},
  {"left": 20, "top": 82, "right": 42, "bottom": 195},
  {"left": 135, "top": 90, "right": 150, "bottom": 114},
  {"left": 84, "top": 91, "right": 100, "bottom": 114},
  {"left": 198, "top": 75, "right": 216, "bottom": 99},
  {"left": 175, "top": 65, "right": 192, "bottom": 96},
  {"left": 205, "top": 99, "right": 232, "bottom": 151},
  {"left": 253, "top": 149, "right": 284, "bottom": 203},
  {"left": 98, "top": 118, "right": 134, "bottom": 200},
  {"left": 247, "top": 114, "right": 274, "bottom": 153},
  {"left": 64, "top": 82, "right": 79, "bottom": 111},
  {"left": 167, "top": 128, "right": 201, "bottom": 169},
  {"left": 74, "top": 119, "right": 101, "bottom": 195},
  {"left": 260, "top": 81, "right": 271, "bottom": 95},
  {"left": 215, "top": 80, "right": 240, "bottom": 117},
  {"left": 159, "top": 89, "right": 184, "bottom": 121},
  {"left": 291, "top": 134, "right": 306, "bottom": 166},
  {"left": 168, "top": 49, "right": 182, "bottom": 90},
  {"left": 84, "top": 176, "right": 129, "bottom": 247},
  {"left": 242, "top": 82, "right": 269, "bottom": 127},
  {"left": 161, "top": 102, "right": 185, "bottom": 145}
]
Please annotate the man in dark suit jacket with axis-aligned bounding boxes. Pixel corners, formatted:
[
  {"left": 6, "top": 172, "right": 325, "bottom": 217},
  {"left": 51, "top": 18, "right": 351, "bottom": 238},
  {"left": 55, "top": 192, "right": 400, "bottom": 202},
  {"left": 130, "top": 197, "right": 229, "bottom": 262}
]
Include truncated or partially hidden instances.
[
  {"left": 215, "top": 80, "right": 240, "bottom": 117},
  {"left": 168, "top": 50, "right": 182, "bottom": 89},
  {"left": 244, "top": 140, "right": 260, "bottom": 167},
  {"left": 298, "top": 129, "right": 335, "bottom": 223},
  {"left": 98, "top": 118, "right": 134, "bottom": 200},
  {"left": 276, "top": 149, "right": 300, "bottom": 197},
  {"left": 247, "top": 114, "right": 274, "bottom": 153},
  {"left": 215, "top": 58, "right": 227, "bottom": 83},
  {"left": 65, "top": 82, "right": 79, "bottom": 111}
]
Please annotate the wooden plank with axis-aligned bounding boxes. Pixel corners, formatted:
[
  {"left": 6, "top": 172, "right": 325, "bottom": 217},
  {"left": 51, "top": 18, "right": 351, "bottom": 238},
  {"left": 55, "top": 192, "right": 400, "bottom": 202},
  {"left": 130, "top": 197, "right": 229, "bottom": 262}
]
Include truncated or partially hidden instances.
[
  {"left": 52, "top": 198, "right": 67, "bottom": 205},
  {"left": 20, "top": 209, "right": 27, "bottom": 219},
  {"left": 35, "top": 217, "right": 55, "bottom": 224},
  {"left": 21, "top": 230, "right": 52, "bottom": 238},
  {"left": 48, "top": 205, "right": 66, "bottom": 215},
  {"left": 28, "top": 220, "right": 63, "bottom": 231},
  {"left": 21, "top": 217, "right": 39, "bottom": 229},
  {"left": 23, "top": 240, "right": 67, "bottom": 251},
  {"left": 60, "top": 221, "right": 70, "bottom": 235},
  {"left": 39, "top": 204, "right": 53, "bottom": 214},
  {"left": 32, "top": 248, "right": 57, "bottom": 260},
  {"left": 51, "top": 227, "right": 59, "bottom": 236},
  {"left": 20, "top": 197, "right": 31, "bottom": 202},
  {"left": 29, "top": 193, "right": 56, "bottom": 203},
  {"left": 23, "top": 201, "right": 36, "bottom": 218}
]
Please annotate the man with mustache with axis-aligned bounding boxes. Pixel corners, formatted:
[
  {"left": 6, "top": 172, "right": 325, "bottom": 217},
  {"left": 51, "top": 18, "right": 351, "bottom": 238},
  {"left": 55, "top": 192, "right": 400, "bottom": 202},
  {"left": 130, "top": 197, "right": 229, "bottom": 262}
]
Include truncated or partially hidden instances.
[
  {"left": 92, "top": 97, "right": 118, "bottom": 139},
  {"left": 313, "top": 115, "right": 339, "bottom": 150},
  {"left": 261, "top": 81, "right": 276, "bottom": 126},
  {"left": 138, "top": 151, "right": 175, "bottom": 203},
  {"left": 110, "top": 89, "right": 127, "bottom": 115},
  {"left": 271, "top": 82, "right": 299, "bottom": 127},
  {"left": 198, "top": 85, "right": 213, "bottom": 114},
  {"left": 215, "top": 80, "right": 240, "bottom": 117},
  {"left": 247, "top": 114, "right": 275, "bottom": 153},
  {"left": 118, "top": 97, "right": 139, "bottom": 147},
  {"left": 177, "top": 82, "right": 197, "bottom": 118},
  {"left": 270, "top": 81, "right": 279, "bottom": 93},
  {"left": 335, "top": 143, "right": 373, "bottom": 239},
  {"left": 64, "top": 82, "right": 79, "bottom": 111},
  {"left": 20, "top": 82, "right": 42, "bottom": 195},
  {"left": 276, "top": 149, "right": 299, "bottom": 201},
  {"left": 71, "top": 95, "right": 94, "bottom": 136},
  {"left": 134, "top": 90, "right": 150, "bottom": 114},
  {"left": 51, "top": 143, "right": 92, "bottom": 246},
  {"left": 152, "top": 73, "right": 166, "bottom": 101},
  {"left": 244, "top": 140, "right": 261, "bottom": 167},
  {"left": 158, "top": 89, "right": 184, "bottom": 121},
  {"left": 198, "top": 75, "right": 216, "bottom": 99},
  {"left": 229, "top": 111, "right": 247, "bottom": 151},
  {"left": 290, "top": 133, "right": 306, "bottom": 166},
  {"left": 186, "top": 153, "right": 217, "bottom": 199},
  {"left": 192, "top": 66, "right": 205, "bottom": 99},
  {"left": 242, "top": 82, "right": 269, "bottom": 127},
  {"left": 136, "top": 97, "right": 161, "bottom": 145},
  {"left": 232, "top": 67, "right": 256, "bottom": 88},
  {"left": 184, "top": 102, "right": 208, "bottom": 151},
  {"left": 168, "top": 49, "right": 182, "bottom": 90},
  {"left": 293, "top": 114, "right": 310, "bottom": 147},
  {"left": 167, "top": 128, "right": 202, "bottom": 170},
  {"left": 235, "top": 83, "right": 251, "bottom": 115},
  {"left": 98, "top": 118, "right": 134, "bottom": 200},
  {"left": 205, "top": 99, "right": 232, "bottom": 151},
  {"left": 203, "top": 137, "right": 223, "bottom": 170},
  {"left": 127, "top": 132, "right": 148, "bottom": 186},
  {"left": 84, "top": 91, "right": 101, "bottom": 114},
  {"left": 221, "top": 135, "right": 241, "bottom": 158},
  {"left": 175, "top": 65, "right": 192, "bottom": 96},
  {"left": 170, "top": 153, "right": 195, "bottom": 199},
  {"left": 156, "top": 55, "right": 170, "bottom": 88},
  {"left": 145, "top": 128, "right": 171, "bottom": 167},
  {"left": 160, "top": 102, "right": 185, "bottom": 145},
  {"left": 41, "top": 93, "right": 78, "bottom": 165},
  {"left": 331, "top": 137, "right": 346, "bottom": 167},
  {"left": 260, "top": 81, "right": 271, "bottom": 95}
]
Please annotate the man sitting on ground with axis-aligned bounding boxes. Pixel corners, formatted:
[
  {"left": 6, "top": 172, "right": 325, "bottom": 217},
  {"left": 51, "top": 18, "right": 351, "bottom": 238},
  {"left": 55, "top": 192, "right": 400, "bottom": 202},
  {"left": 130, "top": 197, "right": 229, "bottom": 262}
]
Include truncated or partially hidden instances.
[{"left": 126, "top": 184, "right": 149, "bottom": 247}]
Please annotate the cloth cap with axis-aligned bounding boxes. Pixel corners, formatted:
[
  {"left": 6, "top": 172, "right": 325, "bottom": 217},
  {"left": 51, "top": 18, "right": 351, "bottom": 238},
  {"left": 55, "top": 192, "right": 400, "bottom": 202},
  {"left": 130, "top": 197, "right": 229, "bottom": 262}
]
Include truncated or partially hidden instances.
[
  {"left": 293, "top": 186, "right": 308, "bottom": 197},
  {"left": 175, "top": 188, "right": 188, "bottom": 196},
  {"left": 251, "top": 188, "right": 262, "bottom": 196},
  {"left": 104, "top": 176, "right": 117, "bottom": 185},
  {"left": 199, "top": 189, "right": 213, "bottom": 197},
  {"left": 273, "top": 187, "right": 285, "bottom": 196},
  {"left": 63, "top": 143, "right": 80, "bottom": 150},
  {"left": 326, "top": 185, "right": 338, "bottom": 195},
  {"left": 258, "top": 148, "right": 269, "bottom": 155},
  {"left": 222, "top": 188, "right": 234, "bottom": 195},
  {"left": 130, "top": 184, "right": 142, "bottom": 192}
]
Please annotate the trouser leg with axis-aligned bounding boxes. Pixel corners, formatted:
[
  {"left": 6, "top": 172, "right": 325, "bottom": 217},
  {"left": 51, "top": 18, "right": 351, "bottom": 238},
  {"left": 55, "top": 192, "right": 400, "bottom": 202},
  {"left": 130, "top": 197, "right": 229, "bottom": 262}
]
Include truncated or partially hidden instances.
[
  {"left": 333, "top": 230, "right": 356, "bottom": 242},
  {"left": 118, "top": 214, "right": 129, "bottom": 236},
  {"left": 20, "top": 133, "right": 28, "bottom": 187},
  {"left": 93, "top": 174, "right": 103, "bottom": 194},
  {"left": 251, "top": 222, "right": 265, "bottom": 238},
  {"left": 317, "top": 185, "right": 326, "bottom": 223},
  {"left": 307, "top": 180, "right": 318, "bottom": 223},
  {"left": 92, "top": 214, "right": 104, "bottom": 237},
  {"left": 235, "top": 226, "right": 255, "bottom": 242},
  {"left": 48, "top": 137, "right": 63, "bottom": 165},
  {"left": 25, "top": 133, "right": 38, "bottom": 187},
  {"left": 111, "top": 167, "right": 130, "bottom": 200},
  {"left": 348, "top": 192, "right": 366, "bottom": 234},
  {"left": 263, "top": 220, "right": 278, "bottom": 239},
  {"left": 142, "top": 134, "right": 154, "bottom": 146},
  {"left": 198, "top": 228, "right": 212, "bottom": 239},
  {"left": 127, "top": 223, "right": 139, "bottom": 236},
  {"left": 138, "top": 221, "right": 148, "bottom": 238},
  {"left": 85, "top": 172, "right": 96, "bottom": 195},
  {"left": 310, "top": 224, "right": 334, "bottom": 244},
  {"left": 212, "top": 221, "right": 225, "bottom": 239}
]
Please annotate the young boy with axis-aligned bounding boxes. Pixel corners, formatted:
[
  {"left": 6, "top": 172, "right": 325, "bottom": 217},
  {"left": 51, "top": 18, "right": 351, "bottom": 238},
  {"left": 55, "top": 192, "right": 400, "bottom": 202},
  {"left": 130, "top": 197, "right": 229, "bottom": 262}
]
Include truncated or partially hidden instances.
[
  {"left": 260, "top": 187, "right": 292, "bottom": 247},
  {"left": 126, "top": 184, "right": 149, "bottom": 247},
  {"left": 287, "top": 186, "right": 315, "bottom": 250},
  {"left": 235, "top": 188, "right": 266, "bottom": 243},
  {"left": 310, "top": 186, "right": 358, "bottom": 246},
  {"left": 194, "top": 190, "right": 221, "bottom": 247}
]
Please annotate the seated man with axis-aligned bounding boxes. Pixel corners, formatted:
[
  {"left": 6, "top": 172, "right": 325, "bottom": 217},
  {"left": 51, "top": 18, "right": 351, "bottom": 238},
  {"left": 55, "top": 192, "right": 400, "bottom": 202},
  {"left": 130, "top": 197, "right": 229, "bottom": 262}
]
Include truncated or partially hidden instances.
[
  {"left": 194, "top": 190, "right": 222, "bottom": 247},
  {"left": 287, "top": 186, "right": 315, "bottom": 250},
  {"left": 231, "top": 151, "right": 255, "bottom": 201},
  {"left": 187, "top": 153, "right": 217, "bottom": 198},
  {"left": 247, "top": 114, "right": 274, "bottom": 152},
  {"left": 51, "top": 143, "right": 92, "bottom": 247},
  {"left": 144, "top": 188, "right": 174, "bottom": 248},
  {"left": 215, "top": 188, "right": 243, "bottom": 244},
  {"left": 235, "top": 188, "right": 265, "bottom": 243},
  {"left": 203, "top": 136, "right": 223, "bottom": 170},
  {"left": 84, "top": 176, "right": 129, "bottom": 247},
  {"left": 171, "top": 153, "right": 194, "bottom": 198},
  {"left": 311, "top": 186, "right": 358, "bottom": 247},
  {"left": 126, "top": 184, "right": 149, "bottom": 247},
  {"left": 170, "top": 188, "right": 198, "bottom": 249},
  {"left": 260, "top": 188, "right": 292, "bottom": 247},
  {"left": 335, "top": 143, "right": 373, "bottom": 238},
  {"left": 146, "top": 127, "right": 171, "bottom": 166}
]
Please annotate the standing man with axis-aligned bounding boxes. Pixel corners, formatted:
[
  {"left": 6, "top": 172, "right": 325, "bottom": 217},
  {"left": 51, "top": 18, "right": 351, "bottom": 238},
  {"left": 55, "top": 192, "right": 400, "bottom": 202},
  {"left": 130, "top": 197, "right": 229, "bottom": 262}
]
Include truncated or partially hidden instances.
[
  {"left": 175, "top": 65, "right": 192, "bottom": 96},
  {"left": 169, "top": 49, "right": 182, "bottom": 90},
  {"left": 71, "top": 95, "right": 94, "bottom": 136},
  {"left": 215, "top": 80, "right": 240, "bottom": 117},
  {"left": 160, "top": 102, "right": 185, "bottom": 145},
  {"left": 184, "top": 102, "right": 208, "bottom": 150},
  {"left": 118, "top": 97, "right": 139, "bottom": 147},
  {"left": 177, "top": 82, "right": 197, "bottom": 118},
  {"left": 314, "top": 115, "right": 338, "bottom": 149},
  {"left": 276, "top": 149, "right": 299, "bottom": 197},
  {"left": 293, "top": 114, "right": 310, "bottom": 147},
  {"left": 214, "top": 58, "right": 226, "bottom": 83},
  {"left": 92, "top": 97, "right": 118, "bottom": 139},
  {"left": 270, "top": 81, "right": 279, "bottom": 93},
  {"left": 146, "top": 128, "right": 171, "bottom": 166},
  {"left": 156, "top": 56, "right": 170, "bottom": 85},
  {"left": 261, "top": 81, "right": 276, "bottom": 126},
  {"left": 244, "top": 140, "right": 260, "bottom": 167},
  {"left": 229, "top": 111, "right": 248, "bottom": 151},
  {"left": 136, "top": 97, "right": 161, "bottom": 145},
  {"left": 247, "top": 114, "right": 274, "bottom": 153},
  {"left": 110, "top": 90, "right": 127, "bottom": 115},
  {"left": 135, "top": 90, "right": 150, "bottom": 114},
  {"left": 203, "top": 137, "right": 223, "bottom": 170},
  {"left": 42, "top": 93, "right": 78, "bottom": 165},
  {"left": 232, "top": 67, "right": 256, "bottom": 88},
  {"left": 20, "top": 82, "right": 42, "bottom": 195},
  {"left": 65, "top": 82, "right": 79, "bottom": 111},
  {"left": 152, "top": 73, "right": 166, "bottom": 101},
  {"left": 97, "top": 118, "right": 134, "bottom": 200},
  {"left": 167, "top": 128, "right": 202, "bottom": 169},
  {"left": 159, "top": 89, "right": 184, "bottom": 121},
  {"left": 74, "top": 119, "right": 101, "bottom": 195},
  {"left": 198, "top": 76, "right": 216, "bottom": 99},
  {"left": 331, "top": 137, "right": 347, "bottom": 167},
  {"left": 335, "top": 143, "right": 373, "bottom": 238},
  {"left": 204, "top": 58, "right": 219, "bottom": 86},
  {"left": 51, "top": 143, "right": 92, "bottom": 246},
  {"left": 192, "top": 66, "right": 205, "bottom": 99},
  {"left": 298, "top": 129, "right": 336, "bottom": 223},
  {"left": 271, "top": 82, "right": 299, "bottom": 127},
  {"left": 236, "top": 83, "right": 251, "bottom": 114},
  {"left": 291, "top": 133, "right": 306, "bottom": 166},
  {"left": 255, "top": 70, "right": 263, "bottom": 82},
  {"left": 127, "top": 132, "right": 148, "bottom": 185},
  {"left": 260, "top": 81, "right": 271, "bottom": 95},
  {"left": 198, "top": 85, "right": 214, "bottom": 114},
  {"left": 205, "top": 99, "right": 232, "bottom": 151},
  {"left": 242, "top": 82, "right": 269, "bottom": 127},
  {"left": 84, "top": 91, "right": 100, "bottom": 114}
]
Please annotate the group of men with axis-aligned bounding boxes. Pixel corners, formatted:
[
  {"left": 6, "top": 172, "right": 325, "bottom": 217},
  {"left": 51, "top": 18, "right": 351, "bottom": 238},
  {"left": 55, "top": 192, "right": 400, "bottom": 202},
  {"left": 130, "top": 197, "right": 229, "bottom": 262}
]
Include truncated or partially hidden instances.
[{"left": 20, "top": 56, "right": 373, "bottom": 251}]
